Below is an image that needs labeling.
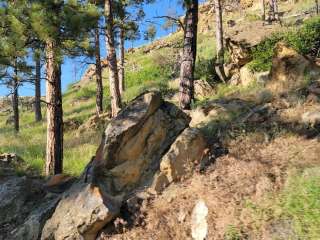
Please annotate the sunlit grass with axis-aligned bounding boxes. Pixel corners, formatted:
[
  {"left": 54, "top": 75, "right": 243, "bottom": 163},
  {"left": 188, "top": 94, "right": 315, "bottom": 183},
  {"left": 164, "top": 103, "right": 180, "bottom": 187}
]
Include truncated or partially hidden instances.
[
  {"left": 279, "top": 169, "right": 320, "bottom": 239},
  {"left": 0, "top": 110, "right": 101, "bottom": 176}
]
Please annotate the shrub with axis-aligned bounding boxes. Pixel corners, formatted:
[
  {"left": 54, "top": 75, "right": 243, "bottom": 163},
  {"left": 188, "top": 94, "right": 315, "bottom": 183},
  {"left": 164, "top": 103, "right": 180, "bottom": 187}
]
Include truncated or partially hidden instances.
[
  {"left": 195, "top": 57, "right": 218, "bottom": 83},
  {"left": 248, "top": 17, "right": 320, "bottom": 72}
]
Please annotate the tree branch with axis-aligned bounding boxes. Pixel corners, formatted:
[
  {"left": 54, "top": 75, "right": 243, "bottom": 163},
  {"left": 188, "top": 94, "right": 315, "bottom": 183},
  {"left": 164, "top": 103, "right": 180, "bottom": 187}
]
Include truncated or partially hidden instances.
[{"left": 154, "top": 15, "right": 185, "bottom": 32}]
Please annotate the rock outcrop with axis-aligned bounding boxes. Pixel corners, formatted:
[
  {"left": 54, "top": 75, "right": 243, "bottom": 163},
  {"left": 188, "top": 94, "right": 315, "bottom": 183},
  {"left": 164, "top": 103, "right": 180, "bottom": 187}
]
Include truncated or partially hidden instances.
[
  {"left": 77, "top": 112, "right": 111, "bottom": 135},
  {"left": 0, "top": 92, "right": 209, "bottom": 240},
  {"left": 42, "top": 91, "right": 193, "bottom": 239},
  {"left": 0, "top": 176, "right": 60, "bottom": 240},
  {"left": 269, "top": 42, "right": 320, "bottom": 93},
  {"left": 41, "top": 182, "right": 121, "bottom": 240}
]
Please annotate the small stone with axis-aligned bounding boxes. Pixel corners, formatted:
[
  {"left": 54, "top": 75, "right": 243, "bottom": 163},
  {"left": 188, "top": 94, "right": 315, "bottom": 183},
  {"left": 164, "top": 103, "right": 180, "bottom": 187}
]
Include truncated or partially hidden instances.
[{"left": 191, "top": 200, "right": 208, "bottom": 240}]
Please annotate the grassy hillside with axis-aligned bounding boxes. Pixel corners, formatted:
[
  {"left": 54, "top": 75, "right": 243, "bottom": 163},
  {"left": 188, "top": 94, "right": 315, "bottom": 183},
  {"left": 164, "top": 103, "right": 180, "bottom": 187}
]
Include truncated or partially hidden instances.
[
  {"left": 1, "top": 1, "right": 320, "bottom": 238},
  {"left": 0, "top": 0, "right": 318, "bottom": 177}
]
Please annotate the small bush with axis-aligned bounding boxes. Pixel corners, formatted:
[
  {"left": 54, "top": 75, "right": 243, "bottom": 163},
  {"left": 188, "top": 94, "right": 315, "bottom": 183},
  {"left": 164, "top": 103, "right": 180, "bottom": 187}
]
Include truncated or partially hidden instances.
[
  {"left": 195, "top": 57, "right": 217, "bottom": 83},
  {"left": 225, "top": 225, "right": 243, "bottom": 240}
]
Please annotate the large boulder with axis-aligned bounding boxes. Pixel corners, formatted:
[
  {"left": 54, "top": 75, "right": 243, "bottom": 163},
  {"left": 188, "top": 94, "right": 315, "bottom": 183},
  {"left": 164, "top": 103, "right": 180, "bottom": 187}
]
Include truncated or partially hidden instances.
[
  {"left": 42, "top": 91, "right": 191, "bottom": 239},
  {"left": 269, "top": 42, "right": 320, "bottom": 93},
  {"left": 149, "top": 128, "right": 208, "bottom": 194},
  {"left": 90, "top": 91, "right": 191, "bottom": 194},
  {"left": 225, "top": 38, "right": 252, "bottom": 68},
  {"left": 41, "top": 182, "right": 121, "bottom": 240}
]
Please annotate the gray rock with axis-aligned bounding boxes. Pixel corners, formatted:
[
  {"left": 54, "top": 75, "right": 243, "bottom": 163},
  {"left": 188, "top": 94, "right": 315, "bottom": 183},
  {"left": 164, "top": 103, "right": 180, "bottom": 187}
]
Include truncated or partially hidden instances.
[
  {"left": 11, "top": 194, "right": 60, "bottom": 240},
  {"left": 41, "top": 182, "right": 121, "bottom": 240},
  {"left": 255, "top": 71, "right": 270, "bottom": 84},
  {"left": 0, "top": 176, "right": 58, "bottom": 240}
]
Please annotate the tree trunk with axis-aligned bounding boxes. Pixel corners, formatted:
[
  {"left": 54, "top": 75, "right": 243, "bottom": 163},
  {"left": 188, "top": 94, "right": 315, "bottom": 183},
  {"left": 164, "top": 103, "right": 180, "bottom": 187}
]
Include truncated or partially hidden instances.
[
  {"left": 179, "top": 0, "right": 198, "bottom": 110},
  {"left": 268, "top": 0, "right": 275, "bottom": 22},
  {"left": 45, "top": 39, "right": 63, "bottom": 176},
  {"left": 119, "top": 26, "right": 125, "bottom": 95},
  {"left": 35, "top": 57, "right": 42, "bottom": 122},
  {"left": 273, "top": 0, "right": 279, "bottom": 21},
  {"left": 316, "top": 0, "right": 319, "bottom": 14},
  {"left": 94, "top": 25, "right": 103, "bottom": 115},
  {"left": 12, "top": 65, "right": 19, "bottom": 133},
  {"left": 214, "top": 0, "right": 227, "bottom": 83},
  {"left": 261, "top": 0, "right": 266, "bottom": 21},
  {"left": 104, "top": 0, "right": 122, "bottom": 117}
]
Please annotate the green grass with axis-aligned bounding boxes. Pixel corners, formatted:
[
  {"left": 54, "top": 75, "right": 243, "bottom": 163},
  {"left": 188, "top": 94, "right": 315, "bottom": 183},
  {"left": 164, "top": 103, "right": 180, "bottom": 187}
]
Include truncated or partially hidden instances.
[
  {"left": 0, "top": 111, "right": 99, "bottom": 176},
  {"left": 279, "top": 169, "right": 320, "bottom": 239},
  {"left": 224, "top": 225, "right": 243, "bottom": 240},
  {"left": 246, "top": 168, "right": 320, "bottom": 240},
  {"left": 1, "top": 0, "right": 318, "bottom": 178}
]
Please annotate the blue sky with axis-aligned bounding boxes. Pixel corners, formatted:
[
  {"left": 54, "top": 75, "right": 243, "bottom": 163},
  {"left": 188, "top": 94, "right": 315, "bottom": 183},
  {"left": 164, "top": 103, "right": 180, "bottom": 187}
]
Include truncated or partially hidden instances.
[{"left": 0, "top": 0, "right": 206, "bottom": 97}]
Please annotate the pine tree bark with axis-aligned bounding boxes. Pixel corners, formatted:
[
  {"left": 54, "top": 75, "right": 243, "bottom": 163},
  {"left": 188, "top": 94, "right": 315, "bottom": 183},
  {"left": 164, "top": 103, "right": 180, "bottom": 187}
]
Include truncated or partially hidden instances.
[
  {"left": 35, "top": 57, "right": 42, "bottom": 122},
  {"left": 261, "top": 0, "right": 266, "bottom": 21},
  {"left": 12, "top": 65, "right": 19, "bottom": 133},
  {"left": 214, "top": 0, "right": 227, "bottom": 83},
  {"left": 94, "top": 25, "right": 103, "bottom": 116},
  {"left": 273, "top": 0, "right": 279, "bottom": 20},
  {"left": 119, "top": 27, "right": 125, "bottom": 95},
  {"left": 45, "top": 39, "right": 63, "bottom": 176},
  {"left": 104, "top": 0, "right": 122, "bottom": 117},
  {"left": 179, "top": 0, "right": 198, "bottom": 110}
]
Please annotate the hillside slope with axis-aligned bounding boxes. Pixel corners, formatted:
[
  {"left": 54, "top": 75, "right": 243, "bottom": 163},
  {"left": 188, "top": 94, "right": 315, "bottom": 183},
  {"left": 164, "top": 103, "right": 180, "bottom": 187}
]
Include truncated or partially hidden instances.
[
  {"left": 0, "top": 0, "right": 317, "bottom": 175},
  {"left": 0, "top": 1, "right": 320, "bottom": 239}
]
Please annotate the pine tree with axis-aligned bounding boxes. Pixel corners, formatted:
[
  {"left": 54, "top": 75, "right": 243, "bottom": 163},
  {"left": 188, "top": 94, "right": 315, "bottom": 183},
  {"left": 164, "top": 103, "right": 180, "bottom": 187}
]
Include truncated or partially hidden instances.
[
  {"left": 114, "top": 0, "right": 155, "bottom": 95},
  {"left": 214, "top": 0, "right": 227, "bottom": 83},
  {"left": 144, "top": 24, "right": 157, "bottom": 42},
  {"left": 0, "top": 0, "right": 30, "bottom": 132},
  {"left": 125, "top": 23, "right": 141, "bottom": 48},
  {"left": 104, "top": 0, "right": 122, "bottom": 117},
  {"left": 29, "top": 0, "right": 99, "bottom": 175},
  {"left": 261, "top": 0, "right": 266, "bottom": 21},
  {"left": 33, "top": 49, "right": 43, "bottom": 122},
  {"left": 179, "top": 0, "right": 199, "bottom": 110},
  {"left": 94, "top": 21, "right": 104, "bottom": 115}
]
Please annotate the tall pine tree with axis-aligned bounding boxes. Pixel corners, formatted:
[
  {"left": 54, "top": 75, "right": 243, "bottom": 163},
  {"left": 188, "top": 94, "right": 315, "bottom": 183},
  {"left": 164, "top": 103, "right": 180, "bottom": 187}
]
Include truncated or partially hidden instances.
[
  {"left": 0, "top": 0, "right": 30, "bottom": 132},
  {"left": 179, "top": 0, "right": 198, "bottom": 110},
  {"left": 29, "top": 0, "right": 98, "bottom": 175},
  {"left": 104, "top": 0, "right": 122, "bottom": 117}
]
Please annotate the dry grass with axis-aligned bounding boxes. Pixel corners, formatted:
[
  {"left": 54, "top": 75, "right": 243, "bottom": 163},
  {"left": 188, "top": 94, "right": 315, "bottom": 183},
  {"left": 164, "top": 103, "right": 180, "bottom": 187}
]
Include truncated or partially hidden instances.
[{"left": 104, "top": 130, "right": 320, "bottom": 240}]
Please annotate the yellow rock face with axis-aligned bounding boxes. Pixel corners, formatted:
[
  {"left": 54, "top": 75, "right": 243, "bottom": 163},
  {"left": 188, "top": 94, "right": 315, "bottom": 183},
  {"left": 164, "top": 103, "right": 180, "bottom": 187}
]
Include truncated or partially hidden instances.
[
  {"left": 269, "top": 42, "right": 320, "bottom": 93},
  {"left": 160, "top": 128, "right": 207, "bottom": 183}
]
